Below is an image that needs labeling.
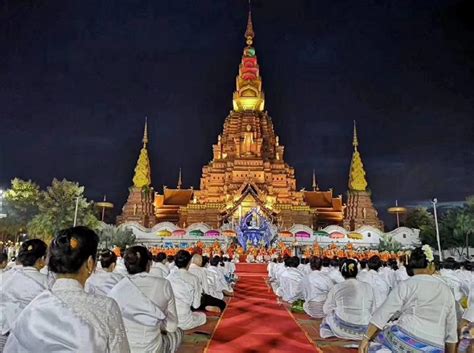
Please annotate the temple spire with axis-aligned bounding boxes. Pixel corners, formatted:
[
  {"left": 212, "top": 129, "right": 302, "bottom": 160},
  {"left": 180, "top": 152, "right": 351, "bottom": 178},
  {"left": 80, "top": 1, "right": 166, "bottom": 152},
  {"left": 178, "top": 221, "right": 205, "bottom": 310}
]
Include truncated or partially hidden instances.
[
  {"left": 352, "top": 120, "right": 358, "bottom": 149},
  {"left": 143, "top": 116, "right": 149, "bottom": 146},
  {"left": 132, "top": 118, "right": 152, "bottom": 188},
  {"left": 312, "top": 169, "right": 319, "bottom": 191},
  {"left": 177, "top": 168, "right": 182, "bottom": 189},
  {"left": 245, "top": 3, "right": 254, "bottom": 46},
  {"left": 348, "top": 121, "right": 368, "bottom": 191}
]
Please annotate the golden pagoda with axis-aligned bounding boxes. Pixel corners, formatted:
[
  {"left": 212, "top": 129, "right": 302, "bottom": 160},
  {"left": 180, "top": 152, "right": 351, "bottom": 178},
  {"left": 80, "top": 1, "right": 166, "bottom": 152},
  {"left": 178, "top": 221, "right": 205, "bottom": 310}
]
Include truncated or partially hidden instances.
[
  {"left": 343, "top": 121, "right": 383, "bottom": 230},
  {"left": 153, "top": 10, "right": 344, "bottom": 229},
  {"left": 117, "top": 119, "right": 156, "bottom": 228}
]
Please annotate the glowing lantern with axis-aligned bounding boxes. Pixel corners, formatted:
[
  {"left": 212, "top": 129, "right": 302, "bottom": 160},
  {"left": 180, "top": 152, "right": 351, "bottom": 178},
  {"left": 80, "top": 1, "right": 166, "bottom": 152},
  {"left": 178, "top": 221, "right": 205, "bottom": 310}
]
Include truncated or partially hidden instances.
[
  {"left": 157, "top": 230, "right": 171, "bottom": 237},
  {"left": 189, "top": 229, "right": 204, "bottom": 237},
  {"left": 295, "top": 231, "right": 310, "bottom": 238},
  {"left": 347, "top": 232, "right": 364, "bottom": 240},
  {"left": 314, "top": 231, "right": 330, "bottom": 237},
  {"left": 330, "top": 232, "right": 345, "bottom": 239}
]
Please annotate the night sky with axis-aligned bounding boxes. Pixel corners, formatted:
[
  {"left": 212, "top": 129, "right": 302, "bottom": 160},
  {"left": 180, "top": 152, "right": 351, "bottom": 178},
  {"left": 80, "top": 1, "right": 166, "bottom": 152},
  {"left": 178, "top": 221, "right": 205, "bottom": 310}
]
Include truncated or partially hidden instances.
[{"left": 1, "top": 0, "right": 473, "bottom": 226}]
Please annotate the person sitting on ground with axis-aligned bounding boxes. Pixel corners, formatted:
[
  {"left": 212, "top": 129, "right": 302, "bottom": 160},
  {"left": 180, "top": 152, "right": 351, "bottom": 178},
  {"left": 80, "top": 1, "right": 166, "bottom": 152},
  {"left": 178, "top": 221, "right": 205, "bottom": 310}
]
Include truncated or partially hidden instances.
[
  {"left": 357, "top": 255, "right": 390, "bottom": 309},
  {"left": 150, "top": 252, "right": 170, "bottom": 278},
  {"left": 167, "top": 255, "right": 175, "bottom": 270},
  {"left": 299, "top": 257, "right": 334, "bottom": 318},
  {"left": 109, "top": 246, "right": 182, "bottom": 353},
  {"left": 359, "top": 246, "right": 457, "bottom": 353},
  {"left": 166, "top": 250, "right": 206, "bottom": 330},
  {"left": 0, "top": 239, "right": 49, "bottom": 350},
  {"left": 85, "top": 249, "right": 123, "bottom": 296},
  {"left": 320, "top": 259, "right": 375, "bottom": 340},
  {"left": 0, "top": 253, "right": 8, "bottom": 274},
  {"left": 4, "top": 227, "right": 130, "bottom": 353},
  {"left": 207, "top": 256, "right": 234, "bottom": 300},
  {"left": 277, "top": 256, "right": 304, "bottom": 303},
  {"left": 188, "top": 254, "right": 226, "bottom": 313}
]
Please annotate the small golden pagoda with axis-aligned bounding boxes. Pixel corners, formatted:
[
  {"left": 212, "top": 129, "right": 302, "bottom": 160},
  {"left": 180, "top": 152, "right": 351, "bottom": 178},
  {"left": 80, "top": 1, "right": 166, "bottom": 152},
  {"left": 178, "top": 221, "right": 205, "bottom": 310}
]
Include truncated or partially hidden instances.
[
  {"left": 343, "top": 121, "right": 384, "bottom": 230},
  {"left": 117, "top": 119, "right": 156, "bottom": 228}
]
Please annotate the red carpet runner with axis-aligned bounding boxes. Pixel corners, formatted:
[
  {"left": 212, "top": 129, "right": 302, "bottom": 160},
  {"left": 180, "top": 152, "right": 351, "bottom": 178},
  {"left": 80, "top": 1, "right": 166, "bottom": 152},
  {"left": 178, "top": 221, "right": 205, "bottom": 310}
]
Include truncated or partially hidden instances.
[{"left": 206, "top": 264, "right": 319, "bottom": 353}]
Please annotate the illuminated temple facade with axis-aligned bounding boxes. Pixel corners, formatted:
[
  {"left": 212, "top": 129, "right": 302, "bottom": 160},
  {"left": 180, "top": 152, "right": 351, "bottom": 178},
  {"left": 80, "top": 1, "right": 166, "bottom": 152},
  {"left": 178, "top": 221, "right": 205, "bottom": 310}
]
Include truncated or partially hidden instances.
[{"left": 117, "top": 12, "right": 382, "bottom": 231}]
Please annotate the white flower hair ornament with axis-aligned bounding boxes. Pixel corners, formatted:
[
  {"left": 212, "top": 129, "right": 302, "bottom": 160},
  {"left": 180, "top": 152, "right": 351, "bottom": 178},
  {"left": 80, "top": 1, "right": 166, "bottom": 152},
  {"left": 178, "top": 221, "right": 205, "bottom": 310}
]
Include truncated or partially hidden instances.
[{"left": 422, "top": 244, "right": 434, "bottom": 263}]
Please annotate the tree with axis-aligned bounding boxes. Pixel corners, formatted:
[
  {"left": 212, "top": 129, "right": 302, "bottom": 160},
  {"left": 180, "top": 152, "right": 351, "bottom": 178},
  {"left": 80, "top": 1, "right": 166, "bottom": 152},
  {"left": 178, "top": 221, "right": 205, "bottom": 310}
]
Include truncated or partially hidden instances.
[
  {"left": 98, "top": 224, "right": 135, "bottom": 250},
  {"left": 405, "top": 208, "right": 436, "bottom": 247},
  {"left": 28, "top": 179, "right": 99, "bottom": 242},
  {"left": 0, "top": 179, "right": 40, "bottom": 242},
  {"left": 378, "top": 233, "right": 403, "bottom": 252}
]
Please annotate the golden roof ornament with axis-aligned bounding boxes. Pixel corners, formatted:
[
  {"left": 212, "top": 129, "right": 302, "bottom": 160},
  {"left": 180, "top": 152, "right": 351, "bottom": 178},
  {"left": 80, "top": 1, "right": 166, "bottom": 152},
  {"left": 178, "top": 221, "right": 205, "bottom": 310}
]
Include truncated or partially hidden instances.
[
  {"left": 132, "top": 118, "right": 152, "bottom": 188},
  {"left": 312, "top": 169, "right": 319, "bottom": 191},
  {"left": 177, "top": 168, "right": 182, "bottom": 189},
  {"left": 245, "top": 7, "right": 255, "bottom": 46},
  {"left": 348, "top": 121, "right": 368, "bottom": 191}
]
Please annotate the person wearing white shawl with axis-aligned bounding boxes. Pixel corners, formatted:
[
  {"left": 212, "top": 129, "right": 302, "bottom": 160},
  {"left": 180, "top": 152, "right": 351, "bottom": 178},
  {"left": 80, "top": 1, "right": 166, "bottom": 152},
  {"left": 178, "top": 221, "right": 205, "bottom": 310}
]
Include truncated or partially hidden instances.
[
  {"left": 298, "top": 257, "right": 334, "bottom": 318},
  {"left": 357, "top": 255, "right": 390, "bottom": 309},
  {"left": 4, "top": 227, "right": 130, "bottom": 353},
  {"left": 277, "top": 256, "right": 304, "bottom": 303},
  {"left": 109, "top": 246, "right": 182, "bottom": 353},
  {"left": 320, "top": 259, "right": 375, "bottom": 340},
  {"left": 207, "top": 256, "right": 234, "bottom": 300},
  {"left": 85, "top": 249, "right": 123, "bottom": 296},
  {"left": 189, "top": 254, "right": 226, "bottom": 313},
  {"left": 0, "top": 240, "right": 49, "bottom": 350},
  {"left": 359, "top": 246, "right": 457, "bottom": 353},
  {"left": 166, "top": 250, "right": 206, "bottom": 330},
  {"left": 150, "top": 252, "right": 170, "bottom": 278},
  {"left": 321, "top": 258, "right": 345, "bottom": 284}
]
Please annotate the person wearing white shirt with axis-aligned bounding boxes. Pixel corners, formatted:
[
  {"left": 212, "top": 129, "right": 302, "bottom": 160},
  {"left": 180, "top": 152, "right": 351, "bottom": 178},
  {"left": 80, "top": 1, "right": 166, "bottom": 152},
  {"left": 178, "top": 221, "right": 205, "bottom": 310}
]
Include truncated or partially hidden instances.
[
  {"left": 109, "top": 246, "right": 182, "bottom": 353},
  {"left": 166, "top": 250, "right": 206, "bottom": 330},
  {"left": 4, "top": 227, "right": 130, "bottom": 353},
  {"left": 0, "top": 253, "right": 7, "bottom": 274},
  {"left": 298, "top": 257, "right": 334, "bottom": 318},
  {"left": 320, "top": 259, "right": 375, "bottom": 340},
  {"left": 276, "top": 256, "right": 304, "bottom": 303},
  {"left": 0, "top": 239, "right": 49, "bottom": 350},
  {"left": 188, "top": 254, "right": 226, "bottom": 313},
  {"left": 150, "top": 252, "right": 170, "bottom": 278},
  {"left": 357, "top": 255, "right": 390, "bottom": 309},
  {"left": 359, "top": 246, "right": 457, "bottom": 353},
  {"left": 85, "top": 249, "right": 123, "bottom": 296}
]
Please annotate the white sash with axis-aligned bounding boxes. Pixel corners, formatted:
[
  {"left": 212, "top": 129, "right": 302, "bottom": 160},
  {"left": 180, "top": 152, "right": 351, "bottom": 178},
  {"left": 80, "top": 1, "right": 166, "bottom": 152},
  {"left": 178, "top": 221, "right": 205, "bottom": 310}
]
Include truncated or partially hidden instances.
[{"left": 109, "top": 277, "right": 166, "bottom": 327}]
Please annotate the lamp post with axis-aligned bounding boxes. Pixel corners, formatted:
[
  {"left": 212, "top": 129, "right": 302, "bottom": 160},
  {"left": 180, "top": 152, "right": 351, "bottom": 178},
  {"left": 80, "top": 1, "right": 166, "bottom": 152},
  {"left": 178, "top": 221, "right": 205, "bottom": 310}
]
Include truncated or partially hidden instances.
[
  {"left": 432, "top": 198, "right": 442, "bottom": 262},
  {"left": 73, "top": 196, "right": 80, "bottom": 227},
  {"left": 0, "top": 189, "right": 6, "bottom": 219}
]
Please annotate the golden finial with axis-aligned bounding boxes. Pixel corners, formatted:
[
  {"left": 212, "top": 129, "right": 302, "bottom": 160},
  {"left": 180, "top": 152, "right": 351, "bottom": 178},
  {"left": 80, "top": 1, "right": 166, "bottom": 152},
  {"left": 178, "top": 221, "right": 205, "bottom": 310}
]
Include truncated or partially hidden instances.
[
  {"left": 352, "top": 120, "right": 358, "bottom": 149},
  {"left": 245, "top": 1, "right": 254, "bottom": 46},
  {"left": 133, "top": 119, "right": 152, "bottom": 188},
  {"left": 312, "top": 169, "right": 319, "bottom": 191},
  {"left": 143, "top": 117, "right": 149, "bottom": 146},
  {"left": 348, "top": 122, "right": 368, "bottom": 191},
  {"left": 177, "top": 168, "right": 182, "bottom": 189}
]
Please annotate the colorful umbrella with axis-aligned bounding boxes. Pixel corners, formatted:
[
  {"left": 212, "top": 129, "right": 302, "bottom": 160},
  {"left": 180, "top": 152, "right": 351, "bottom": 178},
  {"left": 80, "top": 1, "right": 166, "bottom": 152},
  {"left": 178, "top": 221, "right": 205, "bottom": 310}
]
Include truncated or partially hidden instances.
[
  {"left": 222, "top": 230, "right": 237, "bottom": 237},
  {"left": 189, "top": 229, "right": 204, "bottom": 237},
  {"left": 172, "top": 229, "right": 186, "bottom": 237},
  {"left": 329, "top": 232, "right": 345, "bottom": 239},
  {"left": 347, "top": 232, "right": 364, "bottom": 240},
  {"left": 279, "top": 231, "right": 293, "bottom": 238},
  {"left": 205, "top": 230, "right": 220, "bottom": 237},
  {"left": 157, "top": 230, "right": 171, "bottom": 237},
  {"left": 295, "top": 231, "right": 311, "bottom": 238},
  {"left": 314, "top": 231, "right": 330, "bottom": 237}
]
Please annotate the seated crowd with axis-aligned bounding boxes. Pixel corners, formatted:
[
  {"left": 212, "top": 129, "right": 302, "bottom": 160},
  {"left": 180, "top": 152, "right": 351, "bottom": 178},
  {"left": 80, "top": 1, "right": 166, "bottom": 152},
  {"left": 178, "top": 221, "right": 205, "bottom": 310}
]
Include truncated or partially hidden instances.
[
  {"left": 0, "top": 226, "right": 236, "bottom": 353},
  {"left": 269, "top": 247, "right": 472, "bottom": 353}
]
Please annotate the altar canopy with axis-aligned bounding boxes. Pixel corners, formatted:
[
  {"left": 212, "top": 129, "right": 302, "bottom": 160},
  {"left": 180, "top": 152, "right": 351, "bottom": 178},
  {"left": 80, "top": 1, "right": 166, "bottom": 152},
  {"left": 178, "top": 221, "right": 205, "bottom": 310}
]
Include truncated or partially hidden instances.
[{"left": 236, "top": 208, "right": 275, "bottom": 250}]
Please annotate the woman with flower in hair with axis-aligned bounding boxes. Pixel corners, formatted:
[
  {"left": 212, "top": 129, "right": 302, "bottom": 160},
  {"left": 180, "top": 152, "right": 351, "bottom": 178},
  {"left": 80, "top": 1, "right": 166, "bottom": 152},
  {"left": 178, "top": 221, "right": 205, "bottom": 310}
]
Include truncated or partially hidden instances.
[
  {"left": 4, "top": 226, "right": 130, "bottom": 353},
  {"left": 359, "top": 245, "right": 458, "bottom": 353},
  {"left": 0, "top": 239, "right": 48, "bottom": 350},
  {"left": 320, "top": 259, "right": 375, "bottom": 340}
]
